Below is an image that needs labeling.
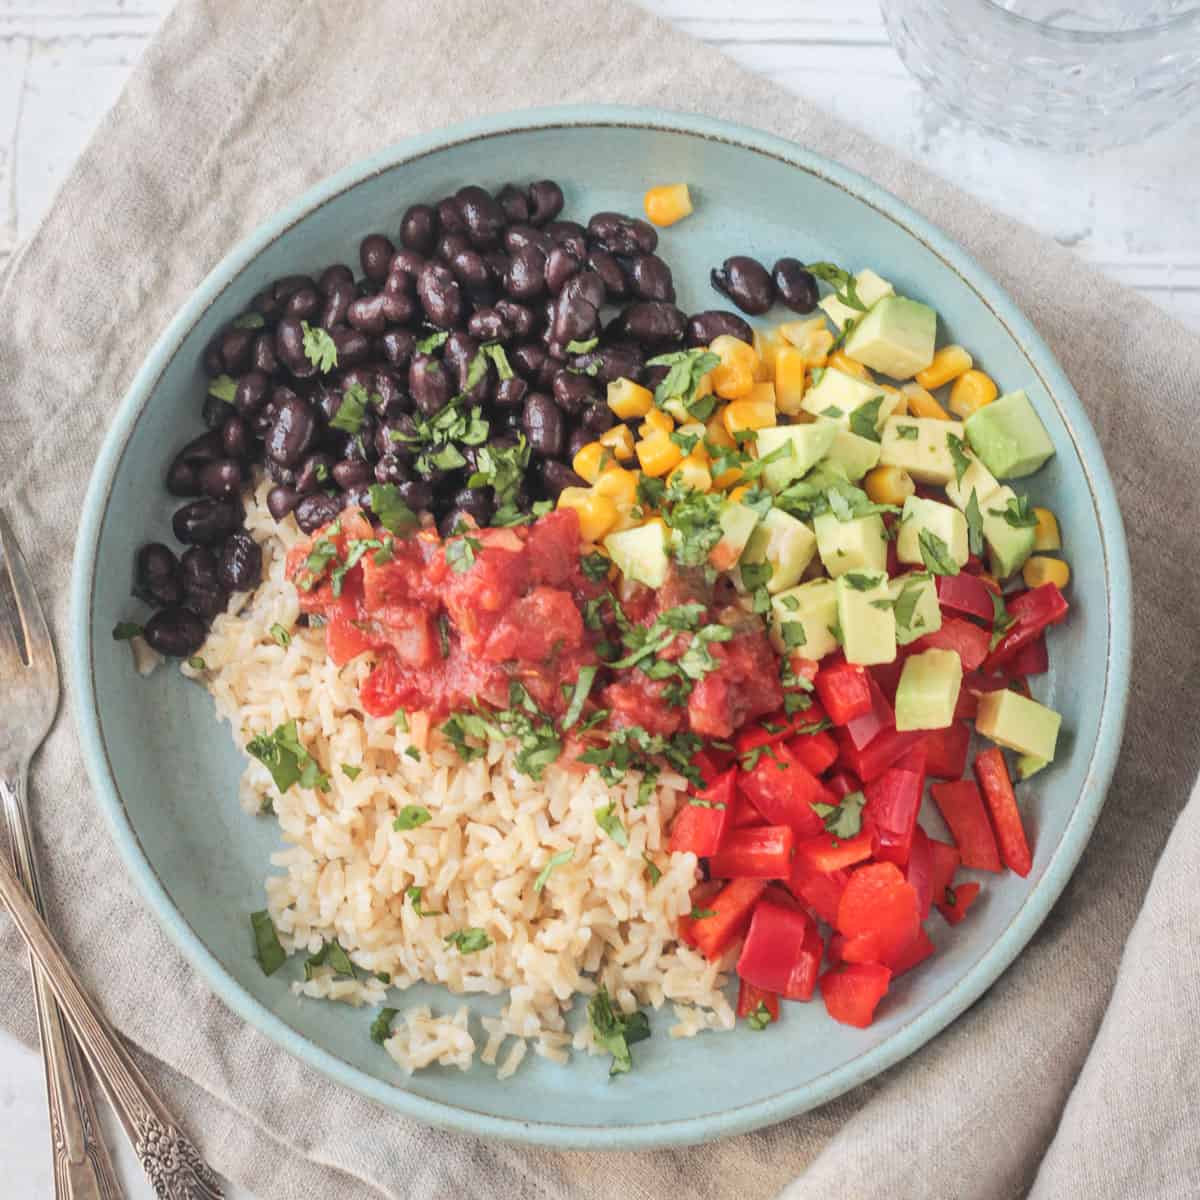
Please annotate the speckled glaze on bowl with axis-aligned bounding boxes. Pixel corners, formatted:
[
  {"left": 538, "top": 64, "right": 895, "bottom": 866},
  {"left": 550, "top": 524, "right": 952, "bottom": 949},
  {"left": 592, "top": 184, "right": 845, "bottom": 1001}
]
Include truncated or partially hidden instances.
[{"left": 69, "top": 106, "right": 1130, "bottom": 1149}]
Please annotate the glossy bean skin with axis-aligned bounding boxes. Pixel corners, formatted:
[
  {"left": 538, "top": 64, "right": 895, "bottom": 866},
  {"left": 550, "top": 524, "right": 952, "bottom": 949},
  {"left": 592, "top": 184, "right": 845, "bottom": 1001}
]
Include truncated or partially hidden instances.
[
  {"left": 199, "top": 459, "right": 244, "bottom": 500},
  {"left": 380, "top": 290, "right": 417, "bottom": 326},
  {"left": 544, "top": 245, "right": 582, "bottom": 296},
  {"left": 400, "top": 204, "right": 438, "bottom": 254},
  {"left": 435, "top": 196, "right": 467, "bottom": 236},
  {"left": 456, "top": 185, "right": 506, "bottom": 249},
  {"left": 333, "top": 459, "right": 373, "bottom": 490},
  {"left": 218, "top": 531, "right": 263, "bottom": 592},
  {"left": 233, "top": 371, "right": 270, "bottom": 419},
  {"left": 221, "top": 415, "right": 249, "bottom": 459},
  {"left": 618, "top": 301, "right": 686, "bottom": 348},
  {"left": 566, "top": 426, "right": 591, "bottom": 461},
  {"left": 251, "top": 332, "right": 278, "bottom": 375},
  {"left": 587, "top": 249, "right": 629, "bottom": 300},
  {"left": 266, "top": 396, "right": 317, "bottom": 466},
  {"left": 275, "top": 317, "right": 316, "bottom": 378},
  {"left": 443, "top": 332, "right": 481, "bottom": 393},
  {"left": 552, "top": 370, "right": 598, "bottom": 415},
  {"left": 580, "top": 402, "right": 615, "bottom": 435},
  {"left": 373, "top": 453, "right": 412, "bottom": 486},
  {"left": 394, "top": 479, "right": 434, "bottom": 511},
  {"left": 173, "top": 499, "right": 240, "bottom": 545},
  {"left": 522, "top": 393, "right": 565, "bottom": 457},
  {"left": 587, "top": 211, "right": 657, "bottom": 256},
  {"left": 569, "top": 343, "right": 644, "bottom": 385},
  {"left": 528, "top": 180, "right": 564, "bottom": 227},
  {"left": 630, "top": 254, "right": 675, "bottom": 303},
  {"left": 219, "top": 328, "right": 255, "bottom": 372},
  {"left": 417, "top": 262, "right": 464, "bottom": 329},
  {"left": 201, "top": 394, "right": 228, "bottom": 429},
  {"left": 685, "top": 309, "right": 755, "bottom": 348},
  {"left": 294, "top": 493, "right": 343, "bottom": 534},
  {"left": 545, "top": 220, "right": 588, "bottom": 260},
  {"left": 380, "top": 329, "right": 416, "bottom": 369},
  {"left": 504, "top": 225, "right": 554, "bottom": 256},
  {"left": 493, "top": 377, "right": 528, "bottom": 409},
  {"left": 710, "top": 256, "right": 775, "bottom": 315},
  {"left": 387, "top": 249, "right": 426, "bottom": 292},
  {"left": 495, "top": 184, "right": 530, "bottom": 225},
  {"left": 319, "top": 263, "right": 354, "bottom": 293},
  {"left": 143, "top": 608, "right": 206, "bottom": 657},
  {"left": 266, "top": 485, "right": 300, "bottom": 520},
  {"left": 452, "top": 485, "right": 494, "bottom": 526},
  {"left": 467, "top": 307, "right": 512, "bottom": 342},
  {"left": 165, "top": 458, "right": 202, "bottom": 497},
  {"left": 448, "top": 248, "right": 490, "bottom": 293},
  {"left": 537, "top": 353, "right": 566, "bottom": 391},
  {"left": 539, "top": 459, "right": 584, "bottom": 497},
  {"left": 504, "top": 245, "right": 547, "bottom": 302},
  {"left": 408, "top": 353, "right": 453, "bottom": 416},
  {"left": 134, "top": 543, "right": 183, "bottom": 608},
  {"left": 373, "top": 369, "right": 409, "bottom": 416},
  {"left": 178, "top": 429, "right": 226, "bottom": 464},
  {"left": 510, "top": 342, "right": 547, "bottom": 382},
  {"left": 771, "top": 258, "right": 819, "bottom": 313},
  {"left": 550, "top": 272, "right": 604, "bottom": 345},
  {"left": 202, "top": 341, "right": 224, "bottom": 376},
  {"left": 180, "top": 546, "right": 227, "bottom": 617},
  {"left": 360, "top": 234, "right": 395, "bottom": 282},
  {"left": 346, "top": 293, "right": 389, "bottom": 335},
  {"left": 295, "top": 452, "right": 334, "bottom": 495},
  {"left": 332, "top": 326, "right": 371, "bottom": 367},
  {"left": 495, "top": 300, "right": 536, "bottom": 340},
  {"left": 283, "top": 286, "right": 321, "bottom": 322}
]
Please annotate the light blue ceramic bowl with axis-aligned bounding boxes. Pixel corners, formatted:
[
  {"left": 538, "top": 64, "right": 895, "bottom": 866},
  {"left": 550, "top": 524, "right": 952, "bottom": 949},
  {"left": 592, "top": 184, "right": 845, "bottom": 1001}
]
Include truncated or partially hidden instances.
[{"left": 70, "top": 106, "right": 1130, "bottom": 1149}]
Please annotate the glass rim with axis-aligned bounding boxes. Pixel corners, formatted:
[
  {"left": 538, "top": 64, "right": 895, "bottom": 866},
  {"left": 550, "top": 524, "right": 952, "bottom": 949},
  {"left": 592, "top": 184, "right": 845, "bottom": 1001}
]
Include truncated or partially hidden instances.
[{"left": 980, "top": 0, "right": 1200, "bottom": 41}]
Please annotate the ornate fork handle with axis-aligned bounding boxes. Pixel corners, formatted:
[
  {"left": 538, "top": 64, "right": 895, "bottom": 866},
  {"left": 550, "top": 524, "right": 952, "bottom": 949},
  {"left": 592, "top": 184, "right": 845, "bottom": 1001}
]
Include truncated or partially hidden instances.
[{"left": 0, "top": 839, "right": 223, "bottom": 1199}]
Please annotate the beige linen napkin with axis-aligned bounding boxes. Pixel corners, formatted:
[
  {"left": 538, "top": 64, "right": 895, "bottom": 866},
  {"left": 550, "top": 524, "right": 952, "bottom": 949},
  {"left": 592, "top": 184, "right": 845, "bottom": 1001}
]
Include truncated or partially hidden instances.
[{"left": 1, "top": 1, "right": 1198, "bottom": 1196}]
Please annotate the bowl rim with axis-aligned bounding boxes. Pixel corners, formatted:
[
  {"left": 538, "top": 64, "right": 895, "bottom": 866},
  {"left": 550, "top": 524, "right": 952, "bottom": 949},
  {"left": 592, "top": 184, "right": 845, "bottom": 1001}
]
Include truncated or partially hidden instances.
[{"left": 69, "top": 103, "right": 1131, "bottom": 1150}]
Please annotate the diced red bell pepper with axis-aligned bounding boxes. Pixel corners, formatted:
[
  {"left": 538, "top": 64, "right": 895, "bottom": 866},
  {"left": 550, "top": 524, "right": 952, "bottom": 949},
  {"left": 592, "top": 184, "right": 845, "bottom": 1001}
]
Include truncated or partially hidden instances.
[
  {"left": 844, "top": 674, "right": 895, "bottom": 750},
  {"left": 793, "top": 830, "right": 874, "bottom": 874},
  {"left": 788, "top": 863, "right": 849, "bottom": 926},
  {"left": 325, "top": 594, "right": 373, "bottom": 665},
  {"left": 737, "top": 744, "right": 832, "bottom": 840},
  {"left": 707, "top": 825, "right": 795, "bottom": 879},
  {"left": 930, "top": 781, "right": 1002, "bottom": 872},
  {"left": 1004, "top": 633, "right": 1049, "bottom": 679},
  {"left": 729, "top": 787, "right": 766, "bottom": 829},
  {"left": 736, "top": 979, "right": 781, "bottom": 1024},
  {"left": 826, "top": 769, "right": 861, "bottom": 800},
  {"left": 908, "top": 617, "right": 991, "bottom": 672},
  {"left": 785, "top": 729, "right": 839, "bottom": 776},
  {"left": 680, "top": 877, "right": 767, "bottom": 961},
  {"left": 869, "top": 659, "right": 904, "bottom": 703},
  {"left": 668, "top": 769, "right": 735, "bottom": 858},
  {"left": 937, "top": 880, "right": 981, "bottom": 925},
  {"left": 974, "top": 748, "right": 1033, "bottom": 877},
  {"left": 863, "top": 750, "right": 926, "bottom": 867},
  {"left": 928, "top": 838, "right": 961, "bottom": 910},
  {"left": 693, "top": 748, "right": 728, "bottom": 787},
  {"left": 954, "top": 686, "right": 979, "bottom": 720},
  {"left": 819, "top": 963, "right": 892, "bottom": 1028},
  {"left": 737, "top": 898, "right": 825, "bottom": 1001},
  {"left": 936, "top": 572, "right": 996, "bottom": 621},
  {"left": 836, "top": 862, "right": 921, "bottom": 964},
  {"left": 836, "top": 726, "right": 926, "bottom": 783},
  {"left": 922, "top": 721, "right": 971, "bottom": 780},
  {"left": 985, "top": 583, "right": 1069, "bottom": 671},
  {"left": 734, "top": 704, "right": 831, "bottom": 757},
  {"left": 825, "top": 931, "right": 846, "bottom": 965},
  {"left": 889, "top": 925, "right": 935, "bottom": 975},
  {"left": 905, "top": 825, "right": 934, "bottom": 920},
  {"left": 815, "top": 660, "right": 873, "bottom": 725}
]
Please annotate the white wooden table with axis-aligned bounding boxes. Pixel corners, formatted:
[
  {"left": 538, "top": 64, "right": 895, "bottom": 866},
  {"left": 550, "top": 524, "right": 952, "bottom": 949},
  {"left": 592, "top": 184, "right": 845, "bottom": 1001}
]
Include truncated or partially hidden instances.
[{"left": 1, "top": 1, "right": 1195, "bottom": 1195}]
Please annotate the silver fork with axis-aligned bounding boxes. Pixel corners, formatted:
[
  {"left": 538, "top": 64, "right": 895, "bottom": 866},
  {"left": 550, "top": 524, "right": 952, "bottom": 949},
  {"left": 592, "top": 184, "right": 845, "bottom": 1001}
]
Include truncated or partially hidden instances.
[{"left": 0, "top": 511, "right": 223, "bottom": 1199}]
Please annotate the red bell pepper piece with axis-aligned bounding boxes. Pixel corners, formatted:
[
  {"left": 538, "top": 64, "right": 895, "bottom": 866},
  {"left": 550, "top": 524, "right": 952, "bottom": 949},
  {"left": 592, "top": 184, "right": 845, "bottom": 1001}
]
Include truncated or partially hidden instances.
[
  {"left": 729, "top": 788, "right": 766, "bottom": 829},
  {"left": 889, "top": 925, "right": 935, "bottom": 975},
  {"left": 844, "top": 674, "right": 895, "bottom": 750},
  {"left": 954, "top": 686, "right": 979, "bottom": 720},
  {"left": 793, "top": 830, "right": 874, "bottom": 874},
  {"left": 668, "top": 768, "right": 735, "bottom": 858},
  {"left": 985, "top": 583, "right": 1069, "bottom": 671},
  {"left": 825, "top": 769, "right": 861, "bottom": 799},
  {"left": 835, "top": 726, "right": 925, "bottom": 783},
  {"left": 733, "top": 703, "right": 829, "bottom": 756},
  {"left": 863, "top": 748, "right": 926, "bottom": 867},
  {"left": 869, "top": 659, "right": 904, "bottom": 703},
  {"left": 788, "top": 863, "right": 849, "bottom": 926},
  {"left": 922, "top": 720, "right": 971, "bottom": 780},
  {"left": 937, "top": 880, "right": 981, "bottom": 925},
  {"left": 815, "top": 660, "right": 873, "bottom": 725},
  {"left": 680, "top": 877, "right": 767, "bottom": 961},
  {"left": 737, "top": 744, "right": 832, "bottom": 840},
  {"left": 785, "top": 729, "right": 839, "bottom": 776},
  {"left": 935, "top": 572, "right": 996, "bottom": 621},
  {"left": 707, "top": 825, "right": 795, "bottom": 879},
  {"left": 928, "top": 838, "right": 961, "bottom": 910},
  {"left": 908, "top": 617, "right": 991, "bottom": 671},
  {"left": 819, "top": 963, "right": 892, "bottom": 1028},
  {"left": 737, "top": 898, "right": 825, "bottom": 1001},
  {"left": 930, "top": 780, "right": 1002, "bottom": 872},
  {"left": 1004, "top": 633, "right": 1049, "bottom": 679},
  {"left": 905, "top": 825, "right": 934, "bottom": 920},
  {"left": 973, "top": 748, "right": 1033, "bottom": 876},
  {"left": 836, "top": 862, "right": 921, "bottom": 964},
  {"left": 736, "top": 979, "right": 781, "bottom": 1024},
  {"left": 325, "top": 594, "right": 374, "bottom": 665}
]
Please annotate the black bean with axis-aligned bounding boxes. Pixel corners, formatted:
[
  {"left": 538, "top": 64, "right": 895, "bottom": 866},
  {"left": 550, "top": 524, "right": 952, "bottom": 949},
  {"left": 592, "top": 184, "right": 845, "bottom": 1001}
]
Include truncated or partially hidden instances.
[
  {"left": 143, "top": 608, "right": 206, "bottom": 657},
  {"left": 537, "top": 353, "right": 566, "bottom": 391},
  {"left": 387, "top": 249, "right": 426, "bottom": 292},
  {"left": 180, "top": 545, "right": 228, "bottom": 617},
  {"left": 685, "top": 309, "right": 755, "bottom": 348},
  {"left": 275, "top": 317, "right": 316, "bottom": 378},
  {"left": 373, "top": 370, "right": 408, "bottom": 415},
  {"left": 587, "top": 211, "right": 657, "bottom": 256},
  {"left": 373, "top": 453, "right": 412, "bottom": 486},
  {"left": 220, "top": 415, "right": 249, "bottom": 460},
  {"left": 495, "top": 300, "right": 536, "bottom": 341},
  {"left": 230, "top": 372, "right": 267, "bottom": 419},
  {"left": 218, "top": 531, "right": 263, "bottom": 592},
  {"left": 580, "top": 402, "right": 615, "bottom": 435},
  {"left": 377, "top": 414, "right": 417, "bottom": 459},
  {"left": 452, "top": 485, "right": 494, "bottom": 525},
  {"left": 360, "top": 234, "right": 395, "bottom": 283},
  {"left": 493, "top": 377, "right": 528, "bottom": 408},
  {"left": 522, "top": 393, "right": 565, "bottom": 457},
  {"left": 569, "top": 270, "right": 606, "bottom": 312},
  {"left": 266, "top": 396, "right": 317, "bottom": 467},
  {"left": 202, "top": 393, "right": 229, "bottom": 429},
  {"left": 203, "top": 341, "right": 224, "bottom": 377},
  {"left": 643, "top": 364, "right": 669, "bottom": 392},
  {"left": 333, "top": 459, "right": 372, "bottom": 490},
  {"left": 552, "top": 370, "right": 598, "bottom": 415},
  {"left": 467, "top": 307, "right": 511, "bottom": 342},
  {"left": 251, "top": 332, "right": 278, "bottom": 375},
  {"left": 219, "top": 328, "right": 255, "bottom": 372},
  {"left": 449, "top": 248, "right": 490, "bottom": 292},
  {"left": 550, "top": 282, "right": 600, "bottom": 346},
  {"left": 510, "top": 343, "right": 547, "bottom": 382},
  {"left": 166, "top": 458, "right": 202, "bottom": 498},
  {"left": 134, "top": 543, "right": 183, "bottom": 608},
  {"left": 381, "top": 290, "right": 417, "bottom": 326},
  {"left": 295, "top": 453, "right": 334, "bottom": 494},
  {"left": 502, "top": 245, "right": 546, "bottom": 302},
  {"left": 539, "top": 459, "right": 585, "bottom": 497},
  {"left": 574, "top": 343, "right": 645, "bottom": 385},
  {"left": 630, "top": 254, "right": 675, "bottom": 303},
  {"left": 385, "top": 480, "right": 427, "bottom": 511},
  {"left": 380, "top": 329, "right": 416, "bottom": 369},
  {"left": 321, "top": 278, "right": 357, "bottom": 329},
  {"left": 294, "top": 494, "right": 343, "bottom": 534},
  {"left": 528, "top": 180, "right": 564, "bottom": 227},
  {"left": 284, "top": 286, "right": 321, "bottom": 321},
  {"left": 711, "top": 256, "right": 774, "bottom": 315},
  {"left": 408, "top": 353, "right": 452, "bottom": 415},
  {"left": 545, "top": 220, "right": 588, "bottom": 260},
  {"left": 617, "top": 301, "right": 686, "bottom": 348},
  {"left": 436, "top": 196, "right": 467, "bottom": 236},
  {"left": 566, "top": 426, "right": 592, "bottom": 460},
  {"left": 332, "top": 327, "right": 371, "bottom": 366},
  {"left": 456, "top": 185, "right": 506, "bottom": 248},
  {"left": 400, "top": 204, "right": 438, "bottom": 254},
  {"left": 495, "top": 184, "right": 530, "bottom": 225},
  {"left": 346, "top": 293, "right": 389, "bottom": 335},
  {"left": 172, "top": 500, "right": 240, "bottom": 545},
  {"left": 266, "top": 485, "right": 300, "bottom": 520},
  {"left": 272, "top": 275, "right": 314, "bottom": 305},
  {"left": 587, "top": 249, "right": 629, "bottom": 301},
  {"left": 199, "top": 459, "right": 244, "bottom": 500},
  {"left": 504, "top": 225, "right": 554, "bottom": 256},
  {"left": 265, "top": 457, "right": 296, "bottom": 486},
  {"left": 319, "top": 264, "right": 355, "bottom": 293},
  {"left": 544, "top": 245, "right": 582, "bottom": 296},
  {"left": 417, "top": 262, "right": 463, "bottom": 329},
  {"left": 436, "top": 232, "right": 470, "bottom": 265},
  {"left": 772, "top": 258, "right": 819, "bottom": 313},
  {"left": 177, "top": 429, "right": 225, "bottom": 464},
  {"left": 500, "top": 407, "right": 525, "bottom": 433}
]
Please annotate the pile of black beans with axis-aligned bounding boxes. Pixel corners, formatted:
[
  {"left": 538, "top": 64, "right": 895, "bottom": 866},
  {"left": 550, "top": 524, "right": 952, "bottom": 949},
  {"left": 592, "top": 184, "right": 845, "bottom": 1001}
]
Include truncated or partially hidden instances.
[
  {"left": 132, "top": 179, "right": 759, "bottom": 657},
  {"left": 710, "top": 255, "right": 820, "bottom": 317}
]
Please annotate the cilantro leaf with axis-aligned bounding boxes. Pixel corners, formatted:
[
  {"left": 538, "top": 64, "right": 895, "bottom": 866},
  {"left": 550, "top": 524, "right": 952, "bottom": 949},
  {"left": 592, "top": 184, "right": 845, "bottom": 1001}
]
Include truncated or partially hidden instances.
[
  {"left": 804, "top": 262, "right": 867, "bottom": 311},
  {"left": 341, "top": 764, "right": 362, "bottom": 780},
  {"left": 588, "top": 985, "right": 650, "bottom": 1077},
  {"left": 250, "top": 910, "right": 286, "bottom": 976},
  {"left": 646, "top": 349, "right": 720, "bottom": 420},
  {"left": 946, "top": 432, "right": 972, "bottom": 485},
  {"left": 370, "top": 1007, "right": 397, "bottom": 1044},
  {"left": 842, "top": 572, "right": 879, "bottom": 592},
  {"left": 781, "top": 621, "right": 808, "bottom": 650},
  {"left": 989, "top": 588, "right": 1017, "bottom": 651},
  {"left": 330, "top": 383, "right": 370, "bottom": 434},
  {"left": 892, "top": 579, "right": 926, "bottom": 632},
  {"left": 207, "top": 374, "right": 238, "bottom": 404},
  {"left": 269, "top": 622, "right": 291, "bottom": 647},
  {"left": 811, "top": 790, "right": 866, "bottom": 839},
  {"left": 445, "top": 535, "right": 482, "bottom": 574},
  {"left": 849, "top": 396, "right": 885, "bottom": 443},
  {"left": 990, "top": 494, "right": 1039, "bottom": 528},
  {"left": 642, "top": 852, "right": 662, "bottom": 886},
  {"left": 112, "top": 621, "right": 143, "bottom": 641},
  {"left": 566, "top": 337, "right": 599, "bottom": 354},
  {"left": 965, "top": 489, "right": 985, "bottom": 557},
  {"left": 444, "top": 928, "right": 492, "bottom": 954},
  {"left": 533, "top": 849, "right": 574, "bottom": 893},
  {"left": 246, "top": 720, "right": 330, "bottom": 794},
  {"left": 918, "top": 529, "right": 960, "bottom": 576},
  {"left": 562, "top": 666, "right": 598, "bottom": 730},
  {"left": 393, "top": 805, "right": 432, "bottom": 831},
  {"left": 595, "top": 802, "right": 629, "bottom": 848},
  {"left": 232, "top": 312, "right": 265, "bottom": 330},
  {"left": 415, "top": 330, "right": 449, "bottom": 354},
  {"left": 369, "top": 483, "right": 419, "bottom": 533},
  {"left": 580, "top": 551, "right": 610, "bottom": 582},
  {"left": 747, "top": 1001, "right": 774, "bottom": 1031},
  {"left": 467, "top": 436, "right": 530, "bottom": 512},
  {"left": 300, "top": 322, "right": 338, "bottom": 373},
  {"left": 405, "top": 886, "right": 441, "bottom": 917}
]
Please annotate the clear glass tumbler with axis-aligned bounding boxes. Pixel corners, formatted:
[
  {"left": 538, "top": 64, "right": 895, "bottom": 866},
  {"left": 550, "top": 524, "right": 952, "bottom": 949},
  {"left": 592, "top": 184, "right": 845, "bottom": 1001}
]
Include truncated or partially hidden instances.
[{"left": 879, "top": 0, "right": 1200, "bottom": 151}]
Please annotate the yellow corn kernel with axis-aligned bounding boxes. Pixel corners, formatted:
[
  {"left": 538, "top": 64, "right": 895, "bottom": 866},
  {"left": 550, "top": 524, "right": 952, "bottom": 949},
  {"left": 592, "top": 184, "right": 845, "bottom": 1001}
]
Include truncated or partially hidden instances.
[
  {"left": 915, "top": 345, "right": 973, "bottom": 391},
  {"left": 572, "top": 441, "right": 610, "bottom": 484},
  {"left": 709, "top": 334, "right": 760, "bottom": 400},
  {"left": 635, "top": 432, "right": 684, "bottom": 478},
  {"left": 643, "top": 182, "right": 693, "bottom": 228},
  {"left": 864, "top": 464, "right": 915, "bottom": 508},
  {"left": 1032, "top": 506, "right": 1061, "bottom": 552},
  {"left": 948, "top": 369, "right": 999, "bottom": 419},
  {"left": 556, "top": 487, "right": 618, "bottom": 543},
  {"left": 754, "top": 329, "right": 784, "bottom": 380},
  {"left": 746, "top": 381, "right": 778, "bottom": 412},
  {"left": 594, "top": 465, "right": 638, "bottom": 512},
  {"left": 607, "top": 377, "right": 654, "bottom": 420},
  {"left": 774, "top": 346, "right": 808, "bottom": 415},
  {"left": 829, "top": 350, "right": 873, "bottom": 382},
  {"left": 1022, "top": 556, "right": 1070, "bottom": 591},
  {"left": 598, "top": 423, "right": 635, "bottom": 462},
  {"left": 705, "top": 408, "right": 735, "bottom": 450},
  {"left": 639, "top": 408, "right": 674, "bottom": 438},
  {"left": 901, "top": 381, "right": 951, "bottom": 421},
  {"left": 727, "top": 484, "right": 752, "bottom": 503},
  {"left": 723, "top": 395, "right": 777, "bottom": 437},
  {"left": 669, "top": 454, "right": 713, "bottom": 494}
]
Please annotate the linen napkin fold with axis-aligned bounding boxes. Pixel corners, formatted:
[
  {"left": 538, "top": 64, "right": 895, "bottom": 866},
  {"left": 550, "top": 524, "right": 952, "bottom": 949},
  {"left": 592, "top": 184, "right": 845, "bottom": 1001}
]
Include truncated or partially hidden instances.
[{"left": 1, "top": 1, "right": 1198, "bottom": 1197}]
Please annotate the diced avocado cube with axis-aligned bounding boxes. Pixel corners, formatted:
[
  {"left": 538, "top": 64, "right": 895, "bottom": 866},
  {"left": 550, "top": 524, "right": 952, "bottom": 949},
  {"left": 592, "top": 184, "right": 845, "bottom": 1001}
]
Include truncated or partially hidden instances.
[
  {"left": 837, "top": 570, "right": 896, "bottom": 666},
  {"left": 879, "top": 417, "right": 966, "bottom": 485},
  {"left": 604, "top": 522, "right": 669, "bottom": 588},
  {"left": 944, "top": 447, "right": 1001, "bottom": 511},
  {"left": 813, "top": 511, "right": 888, "bottom": 578},
  {"left": 843, "top": 297, "right": 937, "bottom": 380},
  {"left": 888, "top": 571, "right": 941, "bottom": 646},
  {"left": 801, "top": 369, "right": 897, "bottom": 431},
  {"left": 818, "top": 269, "right": 895, "bottom": 330},
  {"left": 707, "top": 501, "right": 762, "bottom": 573},
  {"left": 964, "top": 389, "right": 1056, "bottom": 479},
  {"left": 897, "top": 495, "right": 969, "bottom": 570},
  {"left": 895, "top": 648, "right": 962, "bottom": 731},
  {"left": 754, "top": 424, "right": 838, "bottom": 492},
  {"left": 975, "top": 688, "right": 1061, "bottom": 761},
  {"left": 981, "top": 486, "right": 1036, "bottom": 578},
  {"left": 819, "top": 423, "right": 882, "bottom": 482},
  {"left": 739, "top": 508, "right": 818, "bottom": 594},
  {"left": 770, "top": 579, "right": 839, "bottom": 660},
  {"left": 1017, "top": 753, "right": 1049, "bottom": 781}
]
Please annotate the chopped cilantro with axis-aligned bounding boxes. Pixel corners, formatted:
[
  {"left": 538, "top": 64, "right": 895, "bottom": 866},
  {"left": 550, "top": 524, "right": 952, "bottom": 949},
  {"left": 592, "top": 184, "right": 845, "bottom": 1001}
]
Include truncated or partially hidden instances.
[
  {"left": 330, "top": 537, "right": 383, "bottom": 597},
  {"left": 842, "top": 572, "right": 879, "bottom": 592},
  {"left": 849, "top": 396, "right": 885, "bottom": 443},
  {"left": 232, "top": 312, "right": 265, "bottom": 330},
  {"left": 805, "top": 262, "right": 867, "bottom": 311},
  {"left": 646, "top": 348, "right": 720, "bottom": 420},
  {"left": 405, "top": 886, "right": 440, "bottom": 917},
  {"left": 393, "top": 805, "right": 432, "bottom": 831},
  {"left": 467, "top": 436, "right": 531, "bottom": 514},
  {"left": 896, "top": 423, "right": 919, "bottom": 440},
  {"left": 187, "top": 655, "right": 206, "bottom": 670},
  {"left": 444, "top": 928, "right": 492, "bottom": 954},
  {"left": 533, "top": 849, "right": 575, "bottom": 893},
  {"left": 965, "top": 489, "right": 985, "bottom": 556},
  {"left": 690, "top": 907, "right": 717, "bottom": 920},
  {"left": 112, "top": 621, "right": 143, "bottom": 641},
  {"left": 246, "top": 720, "right": 330, "bottom": 794},
  {"left": 989, "top": 588, "right": 1017, "bottom": 651},
  {"left": 562, "top": 666, "right": 598, "bottom": 730},
  {"left": 330, "top": 383, "right": 370, "bottom": 434},
  {"left": 300, "top": 322, "right": 338, "bottom": 373},
  {"left": 269, "top": 622, "right": 291, "bottom": 647},
  {"left": 446, "top": 535, "right": 482, "bottom": 574},
  {"left": 580, "top": 551, "right": 610, "bottom": 582},
  {"left": 368, "top": 483, "right": 419, "bottom": 533},
  {"left": 370, "top": 1007, "right": 397, "bottom": 1044},
  {"left": 747, "top": 1000, "right": 774, "bottom": 1030},
  {"left": 588, "top": 985, "right": 650, "bottom": 1077},
  {"left": 415, "top": 330, "right": 449, "bottom": 353},
  {"left": 566, "top": 337, "right": 599, "bottom": 354},
  {"left": 207, "top": 374, "right": 238, "bottom": 404},
  {"left": 250, "top": 910, "right": 286, "bottom": 976},
  {"left": 892, "top": 579, "right": 927, "bottom": 632},
  {"left": 594, "top": 802, "right": 629, "bottom": 848},
  {"left": 946, "top": 432, "right": 972, "bottom": 485},
  {"left": 991, "top": 494, "right": 1039, "bottom": 528},
  {"left": 642, "top": 852, "right": 663, "bottom": 885},
  {"left": 341, "top": 764, "right": 362, "bottom": 780},
  {"left": 918, "top": 529, "right": 960, "bottom": 576},
  {"left": 811, "top": 790, "right": 866, "bottom": 839}
]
